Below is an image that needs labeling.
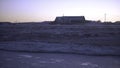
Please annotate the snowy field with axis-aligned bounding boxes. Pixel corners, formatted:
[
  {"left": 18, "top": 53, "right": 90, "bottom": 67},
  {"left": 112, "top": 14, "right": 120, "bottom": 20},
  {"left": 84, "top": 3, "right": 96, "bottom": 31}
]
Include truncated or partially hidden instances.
[
  {"left": 0, "top": 50, "right": 120, "bottom": 68},
  {"left": 0, "top": 23, "right": 120, "bottom": 68},
  {"left": 0, "top": 23, "right": 120, "bottom": 56},
  {"left": 0, "top": 41, "right": 120, "bottom": 56}
]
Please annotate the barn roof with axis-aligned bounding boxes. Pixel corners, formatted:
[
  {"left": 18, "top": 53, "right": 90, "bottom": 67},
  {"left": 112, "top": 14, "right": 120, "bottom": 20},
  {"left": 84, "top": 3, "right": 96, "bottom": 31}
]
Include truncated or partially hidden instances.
[
  {"left": 56, "top": 16, "right": 85, "bottom": 20},
  {"left": 57, "top": 16, "right": 84, "bottom": 18}
]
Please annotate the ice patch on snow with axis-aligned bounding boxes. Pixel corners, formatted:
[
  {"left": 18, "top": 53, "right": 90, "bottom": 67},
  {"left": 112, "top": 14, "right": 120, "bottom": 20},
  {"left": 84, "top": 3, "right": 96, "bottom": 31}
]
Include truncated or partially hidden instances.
[
  {"left": 39, "top": 58, "right": 64, "bottom": 64},
  {"left": 81, "top": 62, "right": 99, "bottom": 67},
  {"left": 50, "top": 58, "right": 64, "bottom": 63},
  {"left": 19, "top": 55, "right": 32, "bottom": 58}
]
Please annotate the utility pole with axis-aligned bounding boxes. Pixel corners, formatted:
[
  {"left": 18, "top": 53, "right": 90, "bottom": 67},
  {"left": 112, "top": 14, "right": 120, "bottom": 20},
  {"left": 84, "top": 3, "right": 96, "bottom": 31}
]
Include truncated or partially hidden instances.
[
  {"left": 104, "top": 13, "right": 106, "bottom": 22},
  {"left": 63, "top": 13, "right": 64, "bottom": 17},
  {"left": 62, "top": 13, "right": 64, "bottom": 23}
]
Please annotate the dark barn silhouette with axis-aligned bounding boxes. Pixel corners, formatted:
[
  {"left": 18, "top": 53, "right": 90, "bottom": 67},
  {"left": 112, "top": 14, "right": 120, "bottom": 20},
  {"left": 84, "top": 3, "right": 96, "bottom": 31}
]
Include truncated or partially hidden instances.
[{"left": 54, "top": 16, "right": 85, "bottom": 24}]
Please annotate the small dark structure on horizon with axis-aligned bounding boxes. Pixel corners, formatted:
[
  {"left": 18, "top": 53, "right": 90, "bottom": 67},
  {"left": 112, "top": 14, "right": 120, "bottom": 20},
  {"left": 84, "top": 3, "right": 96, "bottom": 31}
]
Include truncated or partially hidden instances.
[
  {"left": 0, "top": 22, "right": 11, "bottom": 25},
  {"left": 54, "top": 16, "right": 86, "bottom": 24}
]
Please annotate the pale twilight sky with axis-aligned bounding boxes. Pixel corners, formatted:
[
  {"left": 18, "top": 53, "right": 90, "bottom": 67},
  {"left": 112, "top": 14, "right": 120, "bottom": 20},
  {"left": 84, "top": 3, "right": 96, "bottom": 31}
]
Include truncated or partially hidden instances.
[{"left": 0, "top": 0, "right": 120, "bottom": 22}]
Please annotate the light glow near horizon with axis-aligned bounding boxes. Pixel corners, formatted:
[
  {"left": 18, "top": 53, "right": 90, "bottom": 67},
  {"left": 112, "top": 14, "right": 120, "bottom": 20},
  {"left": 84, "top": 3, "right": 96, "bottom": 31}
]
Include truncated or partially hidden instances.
[{"left": 0, "top": 0, "right": 120, "bottom": 22}]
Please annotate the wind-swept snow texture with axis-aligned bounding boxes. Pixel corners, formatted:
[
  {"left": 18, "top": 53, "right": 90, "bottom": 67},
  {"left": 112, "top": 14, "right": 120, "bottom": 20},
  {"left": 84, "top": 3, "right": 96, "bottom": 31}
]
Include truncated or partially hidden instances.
[{"left": 0, "top": 23, "right": 120, "bottom": 56}]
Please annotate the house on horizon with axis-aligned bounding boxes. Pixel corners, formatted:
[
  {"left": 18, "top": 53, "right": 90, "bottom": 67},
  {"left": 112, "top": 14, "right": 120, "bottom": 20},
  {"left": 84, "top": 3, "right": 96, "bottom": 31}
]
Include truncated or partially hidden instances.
[{"left": 54, "top": 16, "right": 86, "bottom": 24}]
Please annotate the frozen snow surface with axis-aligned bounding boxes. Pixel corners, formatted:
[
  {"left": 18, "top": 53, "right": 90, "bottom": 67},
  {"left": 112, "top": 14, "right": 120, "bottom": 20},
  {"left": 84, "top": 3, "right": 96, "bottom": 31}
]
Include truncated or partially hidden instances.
[
  {"left": 0, "top": 23, "right": 120, "bottom": 56},
  {"left": 0, "top": 41, "right": 120, "bottom": 56},
  {"left": 1, "top": 50, "right": 120, "bottom": 68}
]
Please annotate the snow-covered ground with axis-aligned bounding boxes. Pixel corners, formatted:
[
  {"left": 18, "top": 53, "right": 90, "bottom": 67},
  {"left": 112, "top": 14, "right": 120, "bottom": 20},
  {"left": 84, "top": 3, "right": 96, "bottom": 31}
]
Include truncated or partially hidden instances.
[
  {"left": 0, "top": 23, "right": 120, "bottom": 56},
  {"left": 0, "top": 50, "right": 120, "bottom": 68},
  {"left": 0, "top": 41, "right": 120, "bottom": 56}
]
